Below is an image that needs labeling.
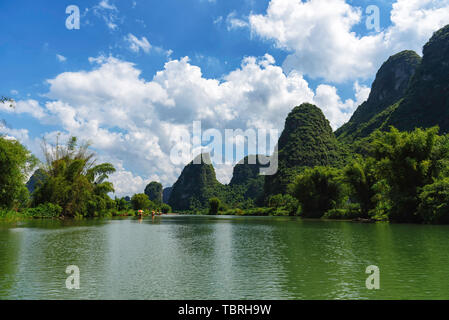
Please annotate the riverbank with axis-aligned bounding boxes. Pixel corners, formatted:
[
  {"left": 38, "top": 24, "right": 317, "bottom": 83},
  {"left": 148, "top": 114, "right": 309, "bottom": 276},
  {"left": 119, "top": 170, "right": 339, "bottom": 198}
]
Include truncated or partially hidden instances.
[
  {"left": 0, "top": 208, "right": 159, "bottom": 222},
  {"left": 0, "top": 207, "right": 433, "bottom": 225}
]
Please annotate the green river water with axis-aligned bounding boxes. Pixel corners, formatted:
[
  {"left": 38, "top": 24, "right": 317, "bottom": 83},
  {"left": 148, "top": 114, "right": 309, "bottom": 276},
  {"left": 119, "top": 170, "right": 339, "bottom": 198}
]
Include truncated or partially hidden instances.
[{"left": 1, "top": 215, "right": 449, "bottom": 299}]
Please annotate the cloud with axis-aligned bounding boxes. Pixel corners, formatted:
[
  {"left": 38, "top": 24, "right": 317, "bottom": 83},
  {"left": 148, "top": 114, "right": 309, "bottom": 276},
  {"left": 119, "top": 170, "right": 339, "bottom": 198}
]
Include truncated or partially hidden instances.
[
  {"left": 93, "top": 0, "right": 120, "bottom": 30},
  {"left": 8, "top": 54, "right": 364, "bottom": 196},
  {"left": 98, "top": 0, "right": 116, "bottom": 10},
  {"left": 314, "top": 82, "right": 370, "bottom": 129},
  {"left": 0, "top": 99, "right": 46, "bottom": 119},
  {"left": 226, "top": 11, "right": 249, "bottom": 31},
  {"left": 249, "top": 0, "right": 449, "bottom": 83},
  {"left": 108, "top": 162, "right": 154, "bottom": 197},
  {"left": 56, "top": 54, "right": 67, "bottom": 62},
  {"left": 125, "top": 33, "right": 152, "bottom": 53}
]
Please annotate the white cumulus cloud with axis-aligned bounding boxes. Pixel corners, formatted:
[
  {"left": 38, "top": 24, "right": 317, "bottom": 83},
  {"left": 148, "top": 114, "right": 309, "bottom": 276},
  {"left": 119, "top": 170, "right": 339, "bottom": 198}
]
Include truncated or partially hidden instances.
[
  {"left": 125, "top": 33, "right": 152, "bottom": 53},
  {"left": 249, "top": 0, "right": 449, "bottom": 83},
  {"left": 7, "top": 54, "right": 367, "bottom": 196}
]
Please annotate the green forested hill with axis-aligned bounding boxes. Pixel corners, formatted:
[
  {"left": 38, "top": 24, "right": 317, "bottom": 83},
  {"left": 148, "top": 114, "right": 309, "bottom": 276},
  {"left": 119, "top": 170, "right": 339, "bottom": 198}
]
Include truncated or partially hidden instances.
[
  {"left": 229, "top": 154, "right": 269, "bottom": 205},
  {"left": 168, "top": 153, "right": 222, "bottom": 211},
  {"left": 264, "top": 103, "right": 343, "bottom": 198},
  {"left": 167, "top": 25, "right": 449, "bottom": 215},
  {"left": 144, "top": 181, "right": 163, "bottom": 203},
  {"left": 337, "top": 24, "right": 449, "bottom": 140},
  {"left": 229, "top": 155, "right": 268, "bottom": 186},
  {"left": 385, "top": 25, "right": 449, "bottom": 132}
]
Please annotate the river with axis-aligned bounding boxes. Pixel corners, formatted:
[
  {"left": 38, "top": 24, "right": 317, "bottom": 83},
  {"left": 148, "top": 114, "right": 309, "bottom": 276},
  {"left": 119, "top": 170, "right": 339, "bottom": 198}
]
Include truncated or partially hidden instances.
[{"left": 1, "top": 215, "right": 448, "bottom": 299}]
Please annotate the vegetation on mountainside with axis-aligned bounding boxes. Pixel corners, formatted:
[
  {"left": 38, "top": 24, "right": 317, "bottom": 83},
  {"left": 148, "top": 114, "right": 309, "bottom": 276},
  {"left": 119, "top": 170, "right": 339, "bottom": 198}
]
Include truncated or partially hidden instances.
[
  {"left": 229, "top": 154, "right": 269, "bottom": 205},
  {"left": 289, "top": 127, "right": 449, "bottom": 223},
  {"left": 386, "top": 25, "right": 449, "bottom": 133},
  {"left": 168, "top": 153, "right": 223, "bottom": 211},
  {"left": 336, "top": 51, "right": 421, "bottom": 142},
  {"left": 338, "top": 25, "right": 449, "bottom": 143},
  {"left": 264, "top": 103, "right": 344, "bottom": 198}
]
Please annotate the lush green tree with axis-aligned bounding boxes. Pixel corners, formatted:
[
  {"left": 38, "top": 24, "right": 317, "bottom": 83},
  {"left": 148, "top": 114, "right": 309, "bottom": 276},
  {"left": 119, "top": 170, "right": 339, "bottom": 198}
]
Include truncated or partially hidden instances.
[
  {"left": 267, "top": 194, "right": 299, "bottom": 216},
  {"left": 160, "top": 203, "right": 172, "bottom": 214},
  {"left": 289, "top": 166, "right": 346, "bottom": 218},
  {"left": 115, "top": 197, "right": 130, "bottom": 211},
  {"left": 343, "top": 157, "right": 378, "bottom": 217},
  {"left": 208, "top": 197, "right": 221, "bottom": 215},
  {"left": 369, "top": 127, "right": 449, "bottom": 222},
  {"left": 131, "top": 193, "right": 153, "bottom": 211},
  {"left": 417, "top": 178, "right": 449, "bottom": 224},
  {"left": 144, "top": 181, "right": 163, "bottom": 203},
  {"left": 32, "top": 136, "right": 116, "bottom": 217},
  {"left": 0, "top": 137, "right": 37, "bottom": 209}
]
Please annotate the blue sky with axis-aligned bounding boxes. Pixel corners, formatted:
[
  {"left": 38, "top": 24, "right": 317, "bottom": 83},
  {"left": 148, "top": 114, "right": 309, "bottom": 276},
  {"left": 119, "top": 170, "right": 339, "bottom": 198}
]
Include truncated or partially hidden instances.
[
  {"left": 1, "top": 0, "right": 448, "bottom": 196},
  {"left": 1, "top": 0, "right": 392, "bottom": 100}
]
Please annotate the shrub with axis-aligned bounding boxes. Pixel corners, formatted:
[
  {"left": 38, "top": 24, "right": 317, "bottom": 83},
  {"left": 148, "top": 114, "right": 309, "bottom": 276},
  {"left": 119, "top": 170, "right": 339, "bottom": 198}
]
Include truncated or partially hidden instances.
[
  {"left": 268, "top": 194, "right": 299, "bottom": 216},
  {"left": 25, "top": 203, "right": 62, "bottom": 218},
  {"left": 160, "top": 203, "right": 172, "bottom": 214},
  {"left": 369, "top": 127, "right": 449, "bottom": 222},
  {"left": 289, "top": 166, "right": 346, "bottom": 218},
  {"left": 417, "top": 178, "right": 449, "bottom": 224},
  {"left": 323, "top": 206, "right": 362, "bottom": 220},
  {"left": 131, "top": 193, "right": 153, "bottom": 210}
]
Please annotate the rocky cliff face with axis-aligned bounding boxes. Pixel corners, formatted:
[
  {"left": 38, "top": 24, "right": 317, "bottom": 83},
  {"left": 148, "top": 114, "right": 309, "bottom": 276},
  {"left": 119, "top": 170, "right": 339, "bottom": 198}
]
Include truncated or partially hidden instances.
[
  {"left": 336, "top": 50, "right": 421, "bottom": 142},
  {"left": 162, "top": 187, "right": 172, "bottom": 204},
  {"left": 264, "top": 103, "right": 342, "bottom": 198}
]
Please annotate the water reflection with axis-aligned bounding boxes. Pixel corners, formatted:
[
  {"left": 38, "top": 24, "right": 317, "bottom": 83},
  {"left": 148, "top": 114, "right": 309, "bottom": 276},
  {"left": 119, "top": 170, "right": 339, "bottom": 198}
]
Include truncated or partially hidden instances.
[{"left": 1, "top": 217, "right": 449, "bottom": 299}]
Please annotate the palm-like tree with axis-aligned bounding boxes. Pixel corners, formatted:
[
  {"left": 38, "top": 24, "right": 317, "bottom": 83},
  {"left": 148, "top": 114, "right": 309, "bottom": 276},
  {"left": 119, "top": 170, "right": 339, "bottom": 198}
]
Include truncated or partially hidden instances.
[{"left": 33, "top": 136, "right": 116, "bottom": 217}]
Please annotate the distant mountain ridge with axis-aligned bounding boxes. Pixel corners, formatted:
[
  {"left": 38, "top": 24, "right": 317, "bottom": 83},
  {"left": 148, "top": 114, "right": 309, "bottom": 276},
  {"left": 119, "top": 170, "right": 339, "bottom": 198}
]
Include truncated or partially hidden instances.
[{"left": 165, "top": 25, "right": 449, "bottom": 211}]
